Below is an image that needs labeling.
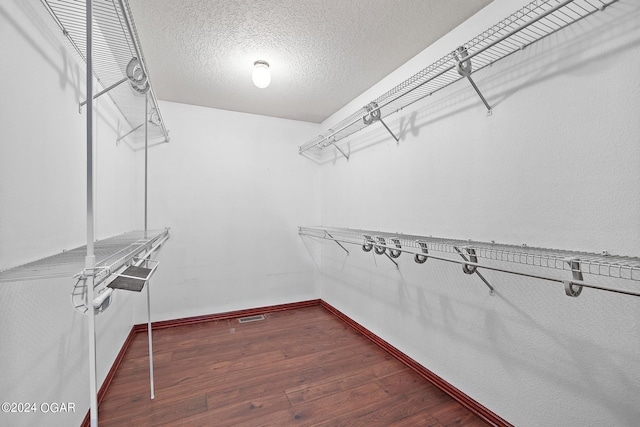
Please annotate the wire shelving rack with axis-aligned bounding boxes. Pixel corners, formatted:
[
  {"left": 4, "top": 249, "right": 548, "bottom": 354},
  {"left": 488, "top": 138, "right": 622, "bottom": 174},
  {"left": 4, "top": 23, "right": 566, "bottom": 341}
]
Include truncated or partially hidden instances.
[
  {"left": 299, "top": 226, "right": 640, "bottom": 298},
  {"left": 41, "top": 0, "right": 169, "bottom": 147},
  {"left": 0, "top": 228, "right": 170, "bottom": 310},
  {"left": 298, "top": 0, "right": 616, "bottom": 159}
]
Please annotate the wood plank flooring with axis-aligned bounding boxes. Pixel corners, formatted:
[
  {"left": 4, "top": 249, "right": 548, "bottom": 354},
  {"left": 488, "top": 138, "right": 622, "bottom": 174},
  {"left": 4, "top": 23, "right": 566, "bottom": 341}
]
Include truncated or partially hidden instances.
[{"left": 98, "top": 306, "right": 489, "bottom": 426}]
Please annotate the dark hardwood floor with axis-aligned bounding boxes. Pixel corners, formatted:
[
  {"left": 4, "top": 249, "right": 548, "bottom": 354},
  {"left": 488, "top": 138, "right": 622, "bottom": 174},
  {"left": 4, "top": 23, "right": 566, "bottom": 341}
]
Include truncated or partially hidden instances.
[{"left": 98, "top": 306, "right": 488, "bottom": 426}]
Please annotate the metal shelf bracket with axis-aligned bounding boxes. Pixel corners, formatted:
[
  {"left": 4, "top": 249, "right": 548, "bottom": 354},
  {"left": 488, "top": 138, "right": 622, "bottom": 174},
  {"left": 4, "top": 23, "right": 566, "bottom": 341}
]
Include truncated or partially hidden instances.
[
  {"left": 460, "top": 246, "right": 479, "bottom": 275},
  {"left": 453, "top": 46, "right": 492, "bottom": 115},
  {"left": 360, "top": 234, "right": 398, "bottom": 268},
  {"left": 415, "top": 240, "right": 429, "bottom": 264},
  {"left": 374, "top": 236, "right": 388, "bottom": 255},
  {"left": 324, "top": 132, "right": 349, "bottom": 160},
  {"left": 330, "top": 136, "right": 350, "bottom": 160},
  {"left": 455, "top": 246, "right": 495, "bottom": 295},
  {"left": 362, "top": 234, "right": 375, "bottom": 252},
  {"left": 326, "top": 231, "right": 349, "bottom": 255},
  {"left": 116, "top": 123, "right": 145, "bottom": 144},
  {"left": 563, "top": 257, "right": 584, "bottom": 297},
  {"left": 79, "top": 76, "right": 128, "bottom": 111},
  {"left": 389, "top": 238, "right": 402, "bottom": 258},
  {"left": 363, "top": 102, "right": 400, "bottom": 143},
  {"left": 373, "top": 236, "right": 399, "bottom": 269}
]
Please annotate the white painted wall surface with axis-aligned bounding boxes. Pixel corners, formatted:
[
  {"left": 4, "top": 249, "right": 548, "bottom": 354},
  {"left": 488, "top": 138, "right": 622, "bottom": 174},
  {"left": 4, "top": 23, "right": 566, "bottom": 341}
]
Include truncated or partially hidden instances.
[
  {"left": 134, "top": 101, "right": 321, "bottom": 323},
  {"left": 0, "top": 1, "right": 144, "bottom": 425},
  {"left": 314, "top": 0, "right": 640, "bottom": 426},
  {"left": 0, "top": 278, "right": 142, "bottom": 427}
]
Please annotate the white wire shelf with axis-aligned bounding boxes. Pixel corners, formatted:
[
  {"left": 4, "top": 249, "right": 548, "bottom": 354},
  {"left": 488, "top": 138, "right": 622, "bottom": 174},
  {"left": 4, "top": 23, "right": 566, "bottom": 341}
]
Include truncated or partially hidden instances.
[
  {"left": 41, "top": 0, "right": 169, "bottom": 146},
  {"left": 0, "top": 228, "right": 169, "bottom": 284},
  {"left": 299, "top": 226, "right": 640, "bottom": 298},
  {"left": 299, "top": 0, "right": 616, "bottom": 158}
]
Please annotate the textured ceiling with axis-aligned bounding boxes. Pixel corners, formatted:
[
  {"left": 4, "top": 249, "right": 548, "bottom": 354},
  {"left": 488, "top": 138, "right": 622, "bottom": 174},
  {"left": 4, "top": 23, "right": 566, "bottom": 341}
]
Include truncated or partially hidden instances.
[{"left": 128, "top": 0, "right": 493, "bottom": 123}]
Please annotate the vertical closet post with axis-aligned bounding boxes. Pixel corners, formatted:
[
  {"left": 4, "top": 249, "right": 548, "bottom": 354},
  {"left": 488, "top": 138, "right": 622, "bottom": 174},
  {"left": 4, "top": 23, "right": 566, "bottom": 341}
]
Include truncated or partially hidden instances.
[
  {"left": 85, "top": 0, "right": 98, "bottom": 426},
  {"left": 144, "top": 94, "right": 148, "bottom": 239},
  {"left": 145, "top": 93, "right": 155, "bottom": 399}
]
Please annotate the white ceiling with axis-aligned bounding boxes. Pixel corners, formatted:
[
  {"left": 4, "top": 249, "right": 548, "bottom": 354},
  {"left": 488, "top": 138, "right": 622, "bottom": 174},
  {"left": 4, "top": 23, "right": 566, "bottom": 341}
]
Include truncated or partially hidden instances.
[{"left": 129, "top": 0, "right": 493, "bottom": 123}]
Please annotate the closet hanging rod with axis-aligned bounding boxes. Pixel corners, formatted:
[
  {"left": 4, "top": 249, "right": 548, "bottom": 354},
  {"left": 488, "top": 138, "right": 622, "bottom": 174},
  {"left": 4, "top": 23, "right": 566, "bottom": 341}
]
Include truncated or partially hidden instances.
[
  {"left": 299, "top": 226, "right": 640, "bottom": 298},
  {"left": 298, "top": 0, "right": 615, "bottom": 156}
]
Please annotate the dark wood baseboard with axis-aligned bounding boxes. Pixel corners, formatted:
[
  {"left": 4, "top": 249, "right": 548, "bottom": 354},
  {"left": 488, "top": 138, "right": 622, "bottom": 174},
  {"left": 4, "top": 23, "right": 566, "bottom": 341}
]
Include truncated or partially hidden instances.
[
  {"left": 80, "top": 326, "right": 137, "bottom": 427},
  {"left": 133, "top": 299, "right": 322, "bottom": 332},
  {"left": 82, "top": 298, "right": 510, "bottom": 427},
  {"left": 320, "top": 300, "right": 513, "bottom": 427}
]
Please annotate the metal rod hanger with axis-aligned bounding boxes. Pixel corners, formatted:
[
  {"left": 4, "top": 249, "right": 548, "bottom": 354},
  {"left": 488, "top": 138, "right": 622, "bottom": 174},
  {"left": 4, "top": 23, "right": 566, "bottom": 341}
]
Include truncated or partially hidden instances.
[
  {"left": 299, "top": 226, "right": 640, "bottom": 298},
  {"left": 298, "top": 0, "right": 615, "bottom": 157},
  {"left": 41, "top": 0, "right": 169, "bottom": 146}
]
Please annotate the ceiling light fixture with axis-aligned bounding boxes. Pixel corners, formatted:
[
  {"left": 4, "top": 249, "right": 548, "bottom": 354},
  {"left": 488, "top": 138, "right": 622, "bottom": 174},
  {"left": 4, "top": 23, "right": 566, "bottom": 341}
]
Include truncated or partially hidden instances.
[{"left": 252, "top": 60, "right": 271, "bottom": 88}]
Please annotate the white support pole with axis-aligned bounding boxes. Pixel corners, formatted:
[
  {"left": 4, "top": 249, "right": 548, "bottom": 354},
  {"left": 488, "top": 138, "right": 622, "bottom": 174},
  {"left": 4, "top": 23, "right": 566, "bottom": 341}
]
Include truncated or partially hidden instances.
[
  {"left": 144, "top": 93, "right": 155, "bottom": 399},
  {"left": 147, "top": 280, "right": 155, "bottom": 399},
  {"left": 144, "top": 93, "right": 148, "bottom": 239},
  {"left": 85, "top": 0, "right": 98, "bottom": 426}
]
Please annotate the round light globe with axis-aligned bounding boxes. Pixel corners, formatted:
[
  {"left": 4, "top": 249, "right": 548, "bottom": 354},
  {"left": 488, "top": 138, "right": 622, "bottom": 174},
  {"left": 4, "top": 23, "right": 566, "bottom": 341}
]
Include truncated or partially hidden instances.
[{"left": 252, "top": 61, "right": 271, "bottom": 88}]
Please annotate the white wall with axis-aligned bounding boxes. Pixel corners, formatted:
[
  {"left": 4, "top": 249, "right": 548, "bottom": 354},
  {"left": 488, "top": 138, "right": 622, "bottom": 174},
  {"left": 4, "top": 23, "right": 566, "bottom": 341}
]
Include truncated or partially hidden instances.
[
  {"left": 315, "top": 0, "right": 640, "bottom": 426},
  {"left": 135, "top": 101, "right": 322, "bottom": 323},
  {"left": 0, "top": 1, "right": 145, "bottom": 425}
]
